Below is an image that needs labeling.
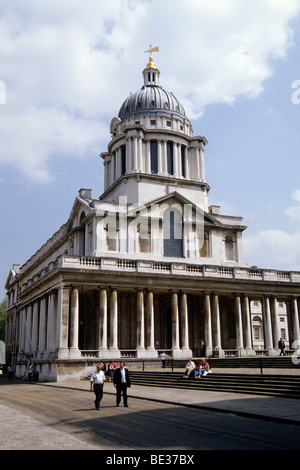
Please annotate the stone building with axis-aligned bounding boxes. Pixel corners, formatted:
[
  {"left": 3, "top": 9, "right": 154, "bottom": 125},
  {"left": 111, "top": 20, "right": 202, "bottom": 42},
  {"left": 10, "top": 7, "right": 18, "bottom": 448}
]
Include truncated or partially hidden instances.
[{"left": 5, "top": 50, "right": 300, "bottom": 381}]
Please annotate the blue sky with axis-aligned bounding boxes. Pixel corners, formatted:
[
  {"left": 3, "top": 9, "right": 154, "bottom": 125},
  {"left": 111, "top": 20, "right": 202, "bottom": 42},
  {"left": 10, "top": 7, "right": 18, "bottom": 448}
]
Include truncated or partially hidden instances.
[{"left": 1, "top": 0, "right": 300, "bottom": 299}]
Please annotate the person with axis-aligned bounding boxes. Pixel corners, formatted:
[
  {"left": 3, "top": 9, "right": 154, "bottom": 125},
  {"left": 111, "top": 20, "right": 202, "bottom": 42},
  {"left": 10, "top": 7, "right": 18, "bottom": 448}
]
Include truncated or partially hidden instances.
[
  {"left": 90, "top": 362, "right": 106, "bottom": 409},
  {"left": 160, "top": 352, "right": 166, "bottom": 368},
  {"left": 193, "top": 360, "right": 202, "bottom": 378},
  {"left": 200, "top": 340, "right": 206, "bottom": 358},
  {"left": 113, "top": 362, "right": 131, "bottom": 407},
  {"left": 183, "top": 358, "right": 195, "bottom": 378},
  {"left": 7, "top": 363, "right": 14, "bottom": 381},
  {"left": 278, "top": 338, "right": 286, "bottom": 356},
  {"left": 107, "top": 361, "right": 116, "bottom": 382},
  {"left": 198, "top": 359, "right": 211, "bottom": 377},
  {"left": 27, "top": 363, "right": 33, "bottom": 381}
]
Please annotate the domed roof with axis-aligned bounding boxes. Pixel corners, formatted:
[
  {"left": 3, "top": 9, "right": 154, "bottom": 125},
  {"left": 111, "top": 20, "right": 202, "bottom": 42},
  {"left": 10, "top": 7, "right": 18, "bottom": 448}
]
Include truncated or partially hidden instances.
[
  {"left": 118, "top": 54, "right": 190, "bottom": 124},
  {"left": 118, "top": 84, "right": 189, "bottom": 122}
]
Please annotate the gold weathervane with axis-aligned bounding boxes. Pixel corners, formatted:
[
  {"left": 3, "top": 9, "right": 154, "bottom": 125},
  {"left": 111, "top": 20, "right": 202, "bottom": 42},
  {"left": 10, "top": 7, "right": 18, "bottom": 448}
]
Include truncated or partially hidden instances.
[{"left": 144, "top": 44, "right": 159, "bottom": 68}]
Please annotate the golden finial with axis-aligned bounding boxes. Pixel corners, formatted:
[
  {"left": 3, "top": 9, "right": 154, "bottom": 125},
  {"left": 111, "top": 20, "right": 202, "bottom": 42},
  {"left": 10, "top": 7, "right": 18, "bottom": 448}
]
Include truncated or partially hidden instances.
[{"left": 144, "top": 44, "right": 159, "bottom": 68}]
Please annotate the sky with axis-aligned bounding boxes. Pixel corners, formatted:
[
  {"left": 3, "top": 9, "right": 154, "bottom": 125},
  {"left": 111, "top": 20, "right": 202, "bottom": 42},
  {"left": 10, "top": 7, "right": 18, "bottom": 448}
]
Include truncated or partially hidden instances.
[{"left": 1, "top": 0, "right": 300, "bottom": 300}]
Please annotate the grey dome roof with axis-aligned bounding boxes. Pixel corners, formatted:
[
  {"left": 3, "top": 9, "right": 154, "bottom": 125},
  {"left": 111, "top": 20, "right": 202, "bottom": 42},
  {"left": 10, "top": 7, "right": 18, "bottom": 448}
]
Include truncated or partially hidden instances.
[{"left": 118, "top": 85, "right": 189, "bottom": 123}]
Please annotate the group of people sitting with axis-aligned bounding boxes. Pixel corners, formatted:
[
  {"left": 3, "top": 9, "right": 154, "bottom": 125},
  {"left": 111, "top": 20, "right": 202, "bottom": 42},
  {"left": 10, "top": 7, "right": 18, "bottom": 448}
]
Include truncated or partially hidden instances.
[
  {"left": 97, "top": 361, "right": 117, "bottom": 382},
  {"left": 183, "top": 357, "right": 211, "bottom": 379}
]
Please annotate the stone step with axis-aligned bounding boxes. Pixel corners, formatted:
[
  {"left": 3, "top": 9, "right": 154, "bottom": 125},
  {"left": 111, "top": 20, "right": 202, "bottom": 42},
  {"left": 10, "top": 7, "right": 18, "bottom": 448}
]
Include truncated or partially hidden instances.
[{"left": 128, "top": 371, "right": 300, "bottom": 399}]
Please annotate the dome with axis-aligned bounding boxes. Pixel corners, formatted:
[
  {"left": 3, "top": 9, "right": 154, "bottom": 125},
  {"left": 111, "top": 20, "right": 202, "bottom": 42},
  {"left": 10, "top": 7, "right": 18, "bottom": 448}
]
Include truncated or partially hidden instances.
[
  {"left": 118, "top": 85, "right": 189, "bottom": 123},
  {"left": 118, "top": 56, "right": 190, "bottom": 124}
]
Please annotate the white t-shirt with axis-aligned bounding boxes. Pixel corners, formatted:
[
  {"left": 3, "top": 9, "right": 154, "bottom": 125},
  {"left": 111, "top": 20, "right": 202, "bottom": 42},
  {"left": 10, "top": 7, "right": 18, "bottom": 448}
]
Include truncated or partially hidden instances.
[{"left": 90, "top": 370, "right": 105, "bottom": 385}]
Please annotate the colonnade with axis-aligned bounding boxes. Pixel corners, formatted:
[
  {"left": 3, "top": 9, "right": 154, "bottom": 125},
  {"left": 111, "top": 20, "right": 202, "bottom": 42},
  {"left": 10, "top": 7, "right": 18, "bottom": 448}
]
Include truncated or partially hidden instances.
[
  {"left": 104, "top": 132, "right": 205, "bottom": 190},
  {"left": 9, "top": 286, "right": 300, "bottom": 362}
]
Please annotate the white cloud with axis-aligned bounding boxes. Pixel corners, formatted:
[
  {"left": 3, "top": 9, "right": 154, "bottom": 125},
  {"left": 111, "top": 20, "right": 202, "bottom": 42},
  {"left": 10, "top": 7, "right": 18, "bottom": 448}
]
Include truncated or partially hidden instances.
[
  {"left": 244, "top": 189, "right": 300, "bottom": 269},
  {"left": 0, "top": 0, "right": 299, "bottom": 182}
]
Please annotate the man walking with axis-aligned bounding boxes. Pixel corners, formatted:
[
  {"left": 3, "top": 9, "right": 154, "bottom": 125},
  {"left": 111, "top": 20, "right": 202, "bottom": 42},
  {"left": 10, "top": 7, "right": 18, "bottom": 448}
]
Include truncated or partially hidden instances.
[
  {"left": 278, "top": 337, "right": 286, "bottom": 356},
  {"left": 113, "top": 362, "right": 131, "bottom": 407},
  {"left": 90, "top": 362, "right": 106, "bottom": 409}
]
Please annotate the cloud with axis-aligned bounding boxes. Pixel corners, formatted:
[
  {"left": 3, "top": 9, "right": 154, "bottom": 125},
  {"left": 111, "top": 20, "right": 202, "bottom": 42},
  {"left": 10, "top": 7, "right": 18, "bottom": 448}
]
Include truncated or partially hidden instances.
[
  {"left": 244, "top": 189, "right": 300, "bottom": 269},
  {"left": 0, "top": 0, "right": 299, "bottom": 182}
]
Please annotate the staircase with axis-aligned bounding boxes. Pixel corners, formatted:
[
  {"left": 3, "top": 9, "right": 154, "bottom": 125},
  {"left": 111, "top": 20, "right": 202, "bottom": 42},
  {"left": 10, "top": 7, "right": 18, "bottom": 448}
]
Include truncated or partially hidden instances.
[{"left": 129, "top": 370, "right": 300, "bottom": 399}]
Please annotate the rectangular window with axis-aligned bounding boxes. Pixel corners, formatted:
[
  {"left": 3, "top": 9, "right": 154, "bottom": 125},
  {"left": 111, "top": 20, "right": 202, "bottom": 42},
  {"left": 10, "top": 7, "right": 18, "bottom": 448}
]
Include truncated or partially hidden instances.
[
  {"left": 150, "top": 140, "right": 158, "bottom": 174},
  {"left": 150, "top": 120, "right": 156, "bottom": 125},
  {"left": 121, "top": 145, "right": 126, "bottom": 175},
  {"left": 167, "top": 142, "right": 173, "bottom": 175},
  {"left": 181, "top": 145, "right": 186, "bottom": 177}
]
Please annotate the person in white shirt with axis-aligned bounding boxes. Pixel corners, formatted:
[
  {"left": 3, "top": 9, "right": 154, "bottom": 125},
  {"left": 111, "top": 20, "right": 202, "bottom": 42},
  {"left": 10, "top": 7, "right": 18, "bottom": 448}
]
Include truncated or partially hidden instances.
[
  {"left": 90, "top": 363, "right": 106, "bottom": 409},
  {"left": 183, "top": 358, "right": 195, "bottom": 378}
]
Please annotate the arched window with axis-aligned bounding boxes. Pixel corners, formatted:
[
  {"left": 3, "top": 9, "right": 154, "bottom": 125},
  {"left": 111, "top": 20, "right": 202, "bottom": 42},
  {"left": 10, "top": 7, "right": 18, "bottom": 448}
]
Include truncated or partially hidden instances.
[
  {"left": 163, "top": 208, "right": 183, "bottom": 258},
  {"left": 224, "top": 234, "right": 236, "bottom": 261}
]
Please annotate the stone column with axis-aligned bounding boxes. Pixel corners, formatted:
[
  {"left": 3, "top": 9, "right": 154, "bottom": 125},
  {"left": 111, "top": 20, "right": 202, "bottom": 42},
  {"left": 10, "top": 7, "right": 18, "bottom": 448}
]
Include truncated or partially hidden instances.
[
  {"left": 132, "top": 136, "right": 138, "bottom": 171},
  {"left": 98, "top": 288, "right": 108, "bottom": 354},
  {"left": 199, "top": 142, "right": 205, "bottom": 181},
  {"left": 263, "top": 296, "right": 275, "bottom": 355},
  {"left": 69, "top": 287, "right": 80, "bottom": 358},
  {"left": 127, "top": 137, "right": 132, "bottom": 172},
  {"left": 136, "top": 290, "right": 146, "bottom": 356},
  {"left": 46, "top": 292, "right": 56, "bottom": 357},
  {"left": 212, "top": 294, "right": 223, "bottom": 356},
  {"left": 25, "top": 304, "right": 32, "bottom": 355},
  {"left": 204, "top": 293, "right": 213, "bottom": 356},
  {"left": 180, "top": 293, "right": 192, "bottom": 355},
  {"left": 56, "top": 287, "right": 70, "bottom": 359},
  {"left": 31, "top": 301, "right": 39, "bottom": 356},
  {"left": 242, "top": 295, "right": 254, "bottom": 354},
  {"left": 271, "top": 297, "right": 281, "bottom": 352},
  {"left": 171, "top": 291, "right": 180, "bottom": 356},
  {"left": 291, "top": 297, "right": 300, "bottom": 343},
  {"left": 146, "top": 291, "right": 156, "bottom": 355},
  {"left": 109, "top": 289, "right": 120, "bottom": 357},
  {"left": 38, "top": 296, "right": 47, "bottom": 359},
  {"left": 235, "top": 295, "right": 245, "bottom": 356}
]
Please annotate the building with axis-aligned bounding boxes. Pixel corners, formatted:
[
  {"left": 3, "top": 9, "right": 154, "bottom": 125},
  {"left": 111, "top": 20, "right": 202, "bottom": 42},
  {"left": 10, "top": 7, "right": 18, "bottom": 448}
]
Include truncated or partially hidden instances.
[{"left": 5, "top": 49, "right": 300, "bottom": 381}]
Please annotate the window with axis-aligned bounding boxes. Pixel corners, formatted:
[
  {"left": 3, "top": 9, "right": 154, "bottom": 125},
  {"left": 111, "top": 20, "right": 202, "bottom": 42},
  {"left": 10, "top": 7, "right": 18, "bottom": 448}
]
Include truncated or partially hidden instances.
[
  {"left": 163, "top": 208, "right": 183, "bottom": 258},
  {"left": 121, "top": 145, "right": 126, "bottom": 175},
  {"left": 181, "top": 145, "right": 186, "bottom": 178},
  {"left": 224, "top": 234, "right": 236, "bottom": 261},
  {"left": 150, "top": 141, "right": 158, "bottom": 174},
  {"left": 150, "top": 120, "right": 156, "bottom": 125},
  {"left": 167, "top": 142, "right": 173, "bottom": 175},
  {"left": 166, "top": 121, "right": 171, "bottom": 127}
]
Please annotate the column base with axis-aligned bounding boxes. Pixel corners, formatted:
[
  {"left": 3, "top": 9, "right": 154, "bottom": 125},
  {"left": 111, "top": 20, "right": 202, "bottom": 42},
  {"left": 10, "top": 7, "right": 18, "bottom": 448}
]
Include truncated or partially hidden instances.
[
  {"left": 265, "top": 348, "right": 277, "bottom": 356},
  {"left": 107, "top": 348, "right": 121, "bottom": 359},
  {"left": 68, "top": 348, "right": 81, "bottom": 359},
  {"left": 57, "top": 348, "right": 69, "bottom": 359},
  {"left": 172, "top": 348, "right": 193, "bottom": 359}
]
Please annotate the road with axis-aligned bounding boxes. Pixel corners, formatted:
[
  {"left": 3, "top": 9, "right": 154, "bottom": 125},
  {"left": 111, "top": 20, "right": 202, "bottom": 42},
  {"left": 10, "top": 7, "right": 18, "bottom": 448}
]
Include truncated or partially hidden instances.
[{"left": 0, "top": 381, "right": 300, "bottom": 451}]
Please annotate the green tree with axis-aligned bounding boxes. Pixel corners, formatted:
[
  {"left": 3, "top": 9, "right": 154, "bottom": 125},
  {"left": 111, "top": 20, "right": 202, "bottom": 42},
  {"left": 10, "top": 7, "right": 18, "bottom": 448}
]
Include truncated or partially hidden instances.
[{"left": 0, "top": 298, "right": 7, "bottom": 342}]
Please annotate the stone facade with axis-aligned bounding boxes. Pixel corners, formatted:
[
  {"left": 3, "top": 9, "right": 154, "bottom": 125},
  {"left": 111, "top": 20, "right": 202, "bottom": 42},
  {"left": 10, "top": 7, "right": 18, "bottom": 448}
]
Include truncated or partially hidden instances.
[{"left": 5, "top": 55, "right": 300, "bottom": 381}]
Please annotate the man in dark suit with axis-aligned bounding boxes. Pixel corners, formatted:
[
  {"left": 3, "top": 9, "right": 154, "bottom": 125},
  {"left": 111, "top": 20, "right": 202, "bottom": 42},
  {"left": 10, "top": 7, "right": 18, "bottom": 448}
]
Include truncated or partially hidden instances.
[{"left": 113, "top": 362, "right": 131, "bottom": 407}]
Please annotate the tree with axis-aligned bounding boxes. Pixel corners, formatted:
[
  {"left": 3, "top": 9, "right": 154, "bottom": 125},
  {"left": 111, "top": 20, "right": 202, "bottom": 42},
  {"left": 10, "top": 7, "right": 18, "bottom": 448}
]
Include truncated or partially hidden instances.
[{"left": 0, "top": 298, "right": 7, "bottom": 343}]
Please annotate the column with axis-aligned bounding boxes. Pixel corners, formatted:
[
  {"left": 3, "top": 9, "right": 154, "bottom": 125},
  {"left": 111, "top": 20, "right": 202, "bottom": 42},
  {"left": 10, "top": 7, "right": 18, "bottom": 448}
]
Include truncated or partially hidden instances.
[
  {"left": 235, "top": 295, "right": 244, "bottom": 356},
  {"left": 199, "top": 142, "right": 205, "bottom": 181},
  {"left": 56, "top": 287, "right": 70, "bottom": 359},
  {"left": 69, "top": 287, "right": 81, "bottom": 358},
  {"left": 38, "top": 296, "right": 47, "bottom": 359},
  {"left": 98, "top": 288, "right": 108, "bottom": 354},
  {"left": 180, "top": 293, "right": 192, "bottom": 354},
  {"left": 173, "top": 142, "right": 179, "bottom": 177},
  {"left": 171, "top": 291, "right": 183, "bottom": 358},
  {"left": 127, "top": 136, "right": 132, "bottom": 172},
  {"left": 242, "top": 295, "right": 254, "bottom": 354},
  {"left": 291, "top": 297, "right": 300, "bottom": 344},
  {"left": 109, "top": 289, "right": 120, "bottom": 356},
  {"left": 204, "top": 293, "right": 213, "bottom": 356},
  {"left": 31, "top": 301, "right": 39, "bottom": 356},
  {"left": 271, "top": 297, "right": 281, "bottom": 352},
  {"left": 146, "top": 141, "right": 151, "bottom": 173},
  {"left": 132, "top": 136, "right": 138, "bottom": 171},
  {"left": 158, "top": 140, "right": 163, "bottom": 174},
  {"left": 25, "top": 304, "right": 32, "bottom": 355},
  {"left": 212, "top": 294, "right": 223, "bottom": 356},
  {"left": 46, "top": 292, "right": 56, "bottom": 357},
  {"left": 136, "top": 290, "right": 146, "bottom": 356},
  {"left": 146, "top": 291, "right": 156, "bottom": 353},
  {"left": 263, "top": 296, "right": 275, "bottom": 355}
]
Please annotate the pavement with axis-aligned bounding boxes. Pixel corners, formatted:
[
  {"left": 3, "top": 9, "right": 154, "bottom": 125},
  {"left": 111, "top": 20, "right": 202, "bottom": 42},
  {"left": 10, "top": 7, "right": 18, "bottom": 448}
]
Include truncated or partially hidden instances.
[{"left": 1, "top": 367, "right": 300, "bottom": 450}]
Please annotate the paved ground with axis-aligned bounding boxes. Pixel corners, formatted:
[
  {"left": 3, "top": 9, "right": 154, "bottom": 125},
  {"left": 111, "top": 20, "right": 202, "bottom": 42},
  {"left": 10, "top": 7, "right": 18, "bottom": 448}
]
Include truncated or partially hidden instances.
[{"left": 0, "top": 367, "right": 300, "bottom": 451}]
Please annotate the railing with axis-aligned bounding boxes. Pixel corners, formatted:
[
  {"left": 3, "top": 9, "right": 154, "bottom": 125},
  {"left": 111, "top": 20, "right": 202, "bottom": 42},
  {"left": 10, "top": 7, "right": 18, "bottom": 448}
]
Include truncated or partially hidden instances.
[{"left": 19, "top": 254, "right": 300, "bottom": 293}]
